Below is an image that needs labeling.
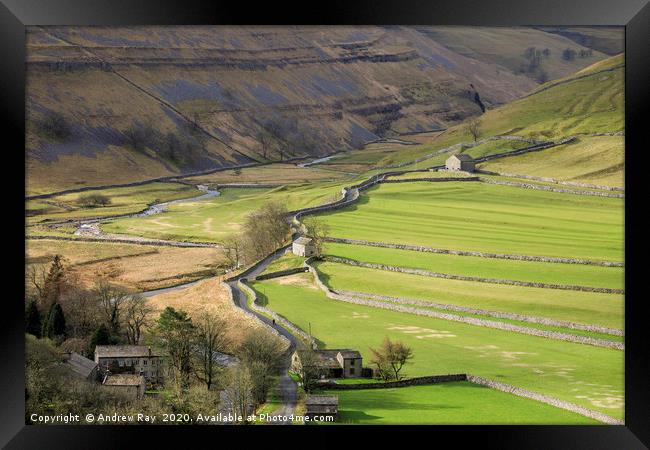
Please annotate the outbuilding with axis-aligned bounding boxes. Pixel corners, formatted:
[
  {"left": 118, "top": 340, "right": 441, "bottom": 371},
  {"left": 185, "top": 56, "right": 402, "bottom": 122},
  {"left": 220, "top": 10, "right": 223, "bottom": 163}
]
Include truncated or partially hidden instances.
[
  {"left": 292, "top": 236, "right": 316, "bottom": 257},
  {"left": 305, "top": 395, "right": 338, "bottom": 422},
  {"left": 445, "top": 154, "right": 476, "bottom": 172},
  {"left": 102, "top": 373, "right": 146, "bottom": 400}
]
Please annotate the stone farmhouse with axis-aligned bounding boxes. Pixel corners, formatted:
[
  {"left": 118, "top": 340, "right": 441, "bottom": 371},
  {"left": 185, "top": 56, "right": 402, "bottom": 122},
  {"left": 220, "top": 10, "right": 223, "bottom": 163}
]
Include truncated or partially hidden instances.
[
  {"left": 102, "top": 373, "right": 146, "bottom": 400},
  {"left": 94, "top": 345, "right": 163, "bottom": 385},
  {"left": 64, "top": 351, "right": 99, "bottom": 381},
  {"left": 305, "top": 395, "right": 338, "bottom": 421},
  {"left": 292, "top": 236, "right": 316, "bottom": 257},
  {"left": 291, "top": 349, "right": 363, "bottom": 379},
  {"left": 445, "top": 154, "right": 476, "bottom": 172}
]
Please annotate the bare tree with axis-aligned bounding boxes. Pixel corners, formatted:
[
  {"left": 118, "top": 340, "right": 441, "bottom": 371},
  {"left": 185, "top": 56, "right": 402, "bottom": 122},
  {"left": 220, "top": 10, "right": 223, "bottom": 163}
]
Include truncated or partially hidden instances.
[
  {"left": 301, "top": 217, "right": 330, "bottom": 258},
  {"left": 223, "top": 365, "right": 254, "bottom": 423},
  {"left": 295, "top": 347, "right": 325, "bottom": 393},
  {"left": 122, "top": 294, "right": 152, "bottom": 345},
  {"left": 193, "top": 312, "right": 231, "bottom": 390},
  {"left": 237, "top": 328, "right": 286, "bottom": 406},
  {"left": 370, "top": 337, "right": 414, "bottom": 381},
  {"left": 465, "top": 118, "right": 482, "bottom": 143},
  {"left": 222, "top": 235, "right": 244, "bottom": 270},
  {"left": 94, "top": 280, "right": 129, "bottom": 335}
]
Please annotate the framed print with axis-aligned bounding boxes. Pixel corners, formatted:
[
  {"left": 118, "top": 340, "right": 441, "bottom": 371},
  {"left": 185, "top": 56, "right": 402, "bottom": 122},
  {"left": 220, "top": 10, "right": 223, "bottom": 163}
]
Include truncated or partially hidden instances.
[{"left": 2, "top": 0, "right": 648, "bottom": 447}]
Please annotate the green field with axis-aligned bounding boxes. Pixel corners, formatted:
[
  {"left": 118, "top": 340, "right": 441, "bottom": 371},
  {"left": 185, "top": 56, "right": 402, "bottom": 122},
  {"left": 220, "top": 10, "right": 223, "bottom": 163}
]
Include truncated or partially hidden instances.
[
  {"left": 316, "top": 182, "right": 624, "bottom": 261},
  {"left": 101, "top": 180, "right": 353, "bottom": 243},
  {"left": 318, "top": 382, "right": 599, "bottom": 424},
  {"left": 260, "top": 252, "right": 306, "bottom": 275},
  {"left": 26, "top": 182, "right": 198, "bottom": 225},
  {"left": 250, "top": 273, "right": 623, "bottom": 420},
  {"left": 323, "top": 242, "right": 624, "bottom": 290},
  {"left": 314, "top": 261, "right": 623, "bottom": 330}
]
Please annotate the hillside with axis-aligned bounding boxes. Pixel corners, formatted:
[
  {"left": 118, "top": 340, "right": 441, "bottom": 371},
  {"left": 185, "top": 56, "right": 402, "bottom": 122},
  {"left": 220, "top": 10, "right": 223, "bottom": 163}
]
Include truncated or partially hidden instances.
[{"left": 26, "top": 26, "right": 621, "bottom": 195}]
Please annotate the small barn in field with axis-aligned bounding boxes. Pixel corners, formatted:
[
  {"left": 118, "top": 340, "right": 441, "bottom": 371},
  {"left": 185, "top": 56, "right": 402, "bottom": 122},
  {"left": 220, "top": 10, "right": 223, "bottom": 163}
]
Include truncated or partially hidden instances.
[
  {"left": 292, "top": 236, "right": 316, "bottom": 257},
  {"left": 445, "top": 154, "right": 476, "bottom": 172},
  {"left": 305, "top": 395, "right": 338, "bottom": 421}
]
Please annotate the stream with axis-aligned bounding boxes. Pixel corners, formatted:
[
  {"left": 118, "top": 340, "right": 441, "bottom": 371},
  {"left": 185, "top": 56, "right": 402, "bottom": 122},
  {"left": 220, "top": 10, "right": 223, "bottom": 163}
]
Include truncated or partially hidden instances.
[{"left": 72, "top": 184, "right": 220, "bottom": 238}]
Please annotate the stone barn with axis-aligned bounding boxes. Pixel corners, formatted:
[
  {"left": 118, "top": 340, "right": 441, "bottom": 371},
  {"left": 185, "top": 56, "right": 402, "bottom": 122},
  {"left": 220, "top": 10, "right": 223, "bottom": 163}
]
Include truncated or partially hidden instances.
[
  {"left": 292, "top": 236, "right": 316, "bottom": 257},
  {"left": 291, "top": 349, "right": 363, "bottom": 379},
  {"left": 102, "top": 373, "right": 146, "bottom": 400},
  {"left": 305, "top": 395, "right": 338, "bottom": 421},
  {"left": 445, "top": 154, "right": 476, "bottom": 172}
]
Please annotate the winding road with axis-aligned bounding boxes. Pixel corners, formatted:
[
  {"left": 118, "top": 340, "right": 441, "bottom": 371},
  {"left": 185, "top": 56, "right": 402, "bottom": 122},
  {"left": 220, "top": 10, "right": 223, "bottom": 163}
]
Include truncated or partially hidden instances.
[{"left": 225, "top": 245, "right": 304, "bottom": 424}]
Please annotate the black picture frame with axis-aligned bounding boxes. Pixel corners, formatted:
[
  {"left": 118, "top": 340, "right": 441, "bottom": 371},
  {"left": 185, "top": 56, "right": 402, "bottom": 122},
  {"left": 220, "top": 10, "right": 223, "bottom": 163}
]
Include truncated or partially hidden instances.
[{"left": 3, "top": 0, "right": 648, "bottom": 447}]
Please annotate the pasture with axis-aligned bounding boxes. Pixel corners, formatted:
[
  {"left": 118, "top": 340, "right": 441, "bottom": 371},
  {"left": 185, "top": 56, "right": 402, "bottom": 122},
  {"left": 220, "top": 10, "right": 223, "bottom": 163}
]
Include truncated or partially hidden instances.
[
  {"left": 323, "top": 242, "right": 624, "bottom": 290},
  {"left": 101, "top": 180, "right": 351, "bottom": 243},
  {"left": 250, "top": 273, "right": 624, "bottom": 420},
  {"left": 318, "top": 382, "right": 598, "bottom": 424},
  {"left": 26, "top": 182, "right": 198, "bottom": 225},
  {"left": 315, "top": 182, "right": 624, "bottom": 261},
  {"left": 314, "top": 261, "right": 623, "bottom": 330}
]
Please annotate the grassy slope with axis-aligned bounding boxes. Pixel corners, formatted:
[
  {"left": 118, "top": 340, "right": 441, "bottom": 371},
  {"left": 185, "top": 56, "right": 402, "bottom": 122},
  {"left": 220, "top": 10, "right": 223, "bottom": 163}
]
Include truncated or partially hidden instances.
[
  {"left": 316, "top": 182, "right": 624, "bottom": 261},
  {"left": 251, "top": 273, "right": 623, "bottom": 419},
  {"left": 328, "top": 54, "right": 624, "bottom": 177},
  {"left": 479, "top": 136, "right": 624, "bottom": 187},
  {"left": 323, "top": 242, "right": 624, "bottom": 290},
  {"left": 320, "top": 382, "right": 598, "bottom": 424},
  {"left": 314, "top": 261, "right": 623, "bottom": 330}
]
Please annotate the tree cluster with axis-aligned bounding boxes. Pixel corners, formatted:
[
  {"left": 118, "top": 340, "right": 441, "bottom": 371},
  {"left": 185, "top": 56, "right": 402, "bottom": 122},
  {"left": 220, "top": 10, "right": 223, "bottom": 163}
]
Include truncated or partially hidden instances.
[{"left": 221, "top": 201, "right": 290, "bottom": 270}]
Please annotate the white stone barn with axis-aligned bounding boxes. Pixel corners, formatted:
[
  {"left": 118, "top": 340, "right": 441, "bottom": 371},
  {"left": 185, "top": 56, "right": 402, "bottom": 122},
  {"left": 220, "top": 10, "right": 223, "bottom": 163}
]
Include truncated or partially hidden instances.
[
  {"left": 292, "top": 236, "right": 316, "bottom": 257},
  {"left": 445, "top": 154, "right": 476, "bottom": 172}
]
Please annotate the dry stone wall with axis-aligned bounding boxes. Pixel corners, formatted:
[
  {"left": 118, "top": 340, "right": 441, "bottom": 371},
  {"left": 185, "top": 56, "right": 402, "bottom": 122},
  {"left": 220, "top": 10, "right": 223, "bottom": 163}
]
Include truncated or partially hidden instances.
[
  {"left": 466, "top": 375, "right": 623, "bottom": 425},
  {"left": 480, "top": 177, "right": 624, "bottom": 198},
  {"left": 219, "top": 280, "right": 291, "bottom": 347},
  {"left": 324, "top": 237, "right": 624, "bottom": 267},
  {"left": 238, "top": 279, "right": 316, "bottom": 349},
  {"left": 321, "top": 374, "right": 467, "bottom": 389},
  {"left": 478, "top": 171, "right": 624, "bottom": 191},
  {"left": 325, "top": 256, "right": 623, "bottom": 294},
  {"left": 304, "top": 259, "right": 623, "bottom": 350},
  {"left": 336, "top": 289, "right": 623, "bottom": 337}
]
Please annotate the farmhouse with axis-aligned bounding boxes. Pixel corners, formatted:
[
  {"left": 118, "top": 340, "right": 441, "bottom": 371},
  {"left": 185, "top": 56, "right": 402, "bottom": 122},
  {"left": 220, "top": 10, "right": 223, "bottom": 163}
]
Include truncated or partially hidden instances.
[
  {"left": 292, "top": 236, "right": 316, "bottom": 257},
  {"left": 102, "top": 373, "right": 146, "bottom": 400},
  {"left": 64, "top": 351, "right": 99, "bottom": 381},
  {"left": 305, "top": 395, "right": 338, "bottom": 421},
  {"left": 94, "top": 345, "right": 163, "bottom": 384},
  {"left": 291, "top": 349, "right": 363, "bottom": 379},
  {"left": 445, "top": 154, "right": 476, "bottom": 172}
]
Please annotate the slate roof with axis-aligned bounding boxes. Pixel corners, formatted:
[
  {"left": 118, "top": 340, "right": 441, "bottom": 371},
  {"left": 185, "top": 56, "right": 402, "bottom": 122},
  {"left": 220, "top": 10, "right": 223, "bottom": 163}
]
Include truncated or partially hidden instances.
[
  {"left": 448, "top": 153, "right": 474, "bottom": 161},
  {"left": 103, "top": 374, "right": 145, "bottom": 387},
  {"left": 65, "top": 352, "right": 97, "bottom": 379},
  {"left": 305, "top": 395, "right": 339, "bottom": 406},
  {"left": 294, "top": 237, "right": 313, "bottom": 246},
  {"left": 297, "top": 349, "right": 362, "bottom": 369},
  {"left": 338, "top": 350, "right": 362, "bottom": 359},
  {"left": 95, "top": 345, "right": 158, "bottom": 358}
]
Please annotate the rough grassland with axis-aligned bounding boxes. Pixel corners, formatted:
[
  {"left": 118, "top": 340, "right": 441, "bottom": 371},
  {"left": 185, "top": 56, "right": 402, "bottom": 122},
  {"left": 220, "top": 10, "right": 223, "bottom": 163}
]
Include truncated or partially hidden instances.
[
  {"left": 319, "top": 382, "right": 598, "bottom": 424},
  {"left": 323, "top": 242, "right": 624, "bottom": 290},
  {"left": 27, "top": 182, "right": 198, "bottom": 224},
  {"left": 145, "top": 278, "right": 266, "bottom": 348},
  {"left": 479, "top": 136, "right": 624, "bottom": 187},
  {"left": 314, "top": 261, "right": 623, "bottom": 330},
  {"left": 183, "top": 163, "right": 349, "bottom": 186},
  {"left": 316, "top": 182, "right": 624, "bottom": 261},
  {"left": 102, "top": 181, "right": 351, "bottom": 243},
  {"left": 251, "top": 273, "right": 624, "bottom": 419},
  {"left": 25, "top": 239, "right": 225, "bottom": 292}
]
